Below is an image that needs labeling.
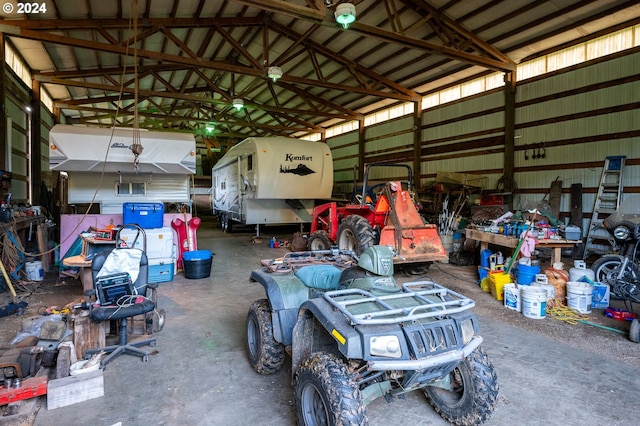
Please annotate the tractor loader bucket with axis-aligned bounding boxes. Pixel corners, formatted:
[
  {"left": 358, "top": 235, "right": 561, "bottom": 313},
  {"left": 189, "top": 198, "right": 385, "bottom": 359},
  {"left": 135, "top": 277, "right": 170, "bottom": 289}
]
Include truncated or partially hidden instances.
[
  {"left": 379, "top": 182, "right": 448, "bottom": 264},
  {"left": 379, "top": 224, "right": 448, "bottom": 263}
]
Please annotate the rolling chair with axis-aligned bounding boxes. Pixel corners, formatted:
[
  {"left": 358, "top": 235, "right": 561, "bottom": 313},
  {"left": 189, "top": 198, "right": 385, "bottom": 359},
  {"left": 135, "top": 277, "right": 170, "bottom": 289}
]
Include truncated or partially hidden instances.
[{"left": 84, "top": 244, "right": 159, "bottom": 369}]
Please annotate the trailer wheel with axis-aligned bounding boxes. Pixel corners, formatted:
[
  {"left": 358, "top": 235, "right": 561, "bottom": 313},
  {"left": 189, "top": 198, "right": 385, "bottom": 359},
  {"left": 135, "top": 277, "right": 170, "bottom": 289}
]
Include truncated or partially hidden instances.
[
  {"left": 308, "top": 230, "right": 332, "bottom": 251},
  {"left": 424, "top": 347, "right": 498, "bottom": 426},
  {"left": 337, "top": 215, "right": 375, "bottom": 255},
  {"left": 295, "top": 352, "right": 367, "bottom": 426},
  {"left": 246, "top": 299, "right": 285, "bottom": 374},
  {"left": 221, "top": 214, "right": 233, "bottom": 233}
]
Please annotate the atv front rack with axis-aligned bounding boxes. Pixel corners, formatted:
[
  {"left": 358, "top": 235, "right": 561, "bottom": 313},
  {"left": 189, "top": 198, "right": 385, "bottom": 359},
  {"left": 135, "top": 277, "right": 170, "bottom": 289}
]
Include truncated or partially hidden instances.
[{"left": 324, "top": 280, "right": 475, "bottom": 325}]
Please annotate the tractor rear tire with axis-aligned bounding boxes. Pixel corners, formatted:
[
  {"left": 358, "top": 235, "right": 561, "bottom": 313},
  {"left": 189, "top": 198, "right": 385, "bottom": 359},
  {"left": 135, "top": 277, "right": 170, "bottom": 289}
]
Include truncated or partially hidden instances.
[
  {"left": 308, "top": 230, "right": 332, "bottom": 251},
  {"left": 337, "top": 215, "right": 375, "bottom": 255}
]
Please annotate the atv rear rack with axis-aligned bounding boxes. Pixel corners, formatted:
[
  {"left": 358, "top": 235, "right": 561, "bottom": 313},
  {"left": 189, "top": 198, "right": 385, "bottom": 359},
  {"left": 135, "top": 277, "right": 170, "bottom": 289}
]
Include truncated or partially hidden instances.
[{"left": 324, "top": 280, "right": 475, "bottom": 325}]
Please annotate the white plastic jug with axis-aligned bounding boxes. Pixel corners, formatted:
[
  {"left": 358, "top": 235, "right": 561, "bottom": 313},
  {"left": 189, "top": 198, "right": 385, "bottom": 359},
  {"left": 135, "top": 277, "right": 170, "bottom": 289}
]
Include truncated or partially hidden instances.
[{"left": 569, "top": 260, "right": 595, "bottom": 282}]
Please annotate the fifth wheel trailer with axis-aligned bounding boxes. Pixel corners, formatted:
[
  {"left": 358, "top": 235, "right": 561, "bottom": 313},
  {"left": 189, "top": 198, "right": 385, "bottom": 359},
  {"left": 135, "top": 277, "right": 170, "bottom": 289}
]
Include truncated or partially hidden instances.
[{"left": 211, "top": 137, "right": 333, "bottom": 232}]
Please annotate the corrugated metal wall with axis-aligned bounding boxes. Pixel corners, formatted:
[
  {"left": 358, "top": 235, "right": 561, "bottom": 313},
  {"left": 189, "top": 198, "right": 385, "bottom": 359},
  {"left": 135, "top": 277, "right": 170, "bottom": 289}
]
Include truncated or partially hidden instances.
[{"left": 326, "top": 49, "right": 640, "bottom": 226}]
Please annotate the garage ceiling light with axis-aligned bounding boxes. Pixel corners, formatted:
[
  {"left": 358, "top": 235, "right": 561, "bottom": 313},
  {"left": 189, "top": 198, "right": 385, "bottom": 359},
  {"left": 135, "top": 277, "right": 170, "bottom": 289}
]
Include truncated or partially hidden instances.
[
  {"left": 267, "top": 66, "right": 283, "bottom": 82},
  {"left": 335, "top": 3, "right": 356, "bottom": 29},
  {"left": 232, "top": 98, "right": 244, "bottom": 111}
]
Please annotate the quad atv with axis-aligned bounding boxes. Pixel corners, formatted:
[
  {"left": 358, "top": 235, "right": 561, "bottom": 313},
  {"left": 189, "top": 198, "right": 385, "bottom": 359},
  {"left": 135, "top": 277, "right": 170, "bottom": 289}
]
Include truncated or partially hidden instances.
[{"left": 246, "top": 246, "right": 498, "bottom": 426}]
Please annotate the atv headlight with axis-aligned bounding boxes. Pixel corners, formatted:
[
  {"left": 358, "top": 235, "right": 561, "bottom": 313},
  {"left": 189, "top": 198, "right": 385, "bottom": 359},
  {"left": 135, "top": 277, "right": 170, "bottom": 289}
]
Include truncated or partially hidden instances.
[
  {"left": 370, "top": 335, "right": 401, "bottom": 358},
  {"left": 613, "top": 226, "right": 631, "bottom": 241},
  {"left": 461, "top": 319, "right": 475, "bottom": 344}
]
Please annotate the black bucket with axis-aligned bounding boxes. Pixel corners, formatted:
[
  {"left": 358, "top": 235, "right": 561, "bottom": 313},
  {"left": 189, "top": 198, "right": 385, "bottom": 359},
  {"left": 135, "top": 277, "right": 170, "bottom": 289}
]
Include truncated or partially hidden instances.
[{"left": 183, "top": 250, "right": 212, "bottom": 279}]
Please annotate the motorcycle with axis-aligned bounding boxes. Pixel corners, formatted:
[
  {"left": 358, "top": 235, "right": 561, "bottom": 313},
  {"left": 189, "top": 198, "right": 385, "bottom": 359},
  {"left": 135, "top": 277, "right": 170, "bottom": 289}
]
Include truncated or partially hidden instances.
[{"left": 591, "top": 194, "right": 640, "bottom": 343}]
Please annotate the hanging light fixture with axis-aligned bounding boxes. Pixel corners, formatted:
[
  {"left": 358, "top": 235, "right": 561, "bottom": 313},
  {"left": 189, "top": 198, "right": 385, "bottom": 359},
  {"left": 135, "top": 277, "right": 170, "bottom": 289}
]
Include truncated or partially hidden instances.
[
  {"left": 232, "top": 99, "right": 244, "bottom": 111},
  {"left": 335, "top": 3, "right": 356, "bottom": 29},
  {"left": 267, "top": 66, "right": 283, "bottom": 82}
]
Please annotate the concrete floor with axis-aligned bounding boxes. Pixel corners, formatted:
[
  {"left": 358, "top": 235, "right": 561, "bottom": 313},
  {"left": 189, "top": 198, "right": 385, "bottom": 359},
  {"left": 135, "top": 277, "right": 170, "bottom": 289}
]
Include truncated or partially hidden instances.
[{"left": 32, "top": 219, "right": 640, "bottom": 426}]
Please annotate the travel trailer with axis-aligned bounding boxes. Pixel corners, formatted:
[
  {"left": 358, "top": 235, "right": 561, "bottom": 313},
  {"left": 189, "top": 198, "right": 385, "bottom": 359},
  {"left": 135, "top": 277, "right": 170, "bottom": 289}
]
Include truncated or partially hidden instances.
[
  {"left": 211, "top": 137, "right": 333, "bottom": 232},
  {"left": 49, "top": 124, "right": 196, "bottom": 213}
]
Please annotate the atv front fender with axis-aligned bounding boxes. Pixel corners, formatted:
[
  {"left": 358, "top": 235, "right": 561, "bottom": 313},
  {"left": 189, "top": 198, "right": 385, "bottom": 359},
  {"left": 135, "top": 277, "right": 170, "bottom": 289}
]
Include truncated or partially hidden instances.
[{"left": 250, "top": 268, "right": 309, "bottom": 346}]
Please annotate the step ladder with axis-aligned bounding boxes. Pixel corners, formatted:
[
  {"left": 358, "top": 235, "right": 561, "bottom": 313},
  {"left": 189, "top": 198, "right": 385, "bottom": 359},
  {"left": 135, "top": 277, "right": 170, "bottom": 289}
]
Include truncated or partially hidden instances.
[{"left": 583, "top": 155, "right": 625, "bottom": 259}]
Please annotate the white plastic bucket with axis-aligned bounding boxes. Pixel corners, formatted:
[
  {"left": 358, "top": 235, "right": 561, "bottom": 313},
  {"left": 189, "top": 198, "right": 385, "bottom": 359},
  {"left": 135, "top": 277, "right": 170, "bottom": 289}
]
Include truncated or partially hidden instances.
[
  {"left": 521, "top": 285, "right": 547, "bottom": 319},
  {"left": 566, "top": 281, "right": 593, "bottom": 314},
  {"left": 504, "top": 283, "right": 521, "bottom": 312},
  {"left": 26, "top": 261, "right": 44, "bottom": 281}
]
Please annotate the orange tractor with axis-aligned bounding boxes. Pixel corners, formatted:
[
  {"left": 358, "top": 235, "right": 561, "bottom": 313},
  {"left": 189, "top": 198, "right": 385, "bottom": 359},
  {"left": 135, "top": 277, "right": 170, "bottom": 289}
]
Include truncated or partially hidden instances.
[{"left": 307, "top": 163, "right": 448, "bottom": 268}]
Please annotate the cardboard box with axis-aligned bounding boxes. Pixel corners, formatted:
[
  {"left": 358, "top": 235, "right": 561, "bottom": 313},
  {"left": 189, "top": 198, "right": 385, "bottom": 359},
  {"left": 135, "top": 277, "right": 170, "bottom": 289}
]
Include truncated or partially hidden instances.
[{"left": 592, "top": 283, "right": 610, "bottom": 309}]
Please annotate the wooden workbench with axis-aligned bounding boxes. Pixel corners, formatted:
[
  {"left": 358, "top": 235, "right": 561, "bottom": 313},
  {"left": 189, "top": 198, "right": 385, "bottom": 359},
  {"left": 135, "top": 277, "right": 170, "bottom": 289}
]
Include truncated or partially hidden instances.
[{"left": 465, "top": 228, "right": 581, "bottom": 265}]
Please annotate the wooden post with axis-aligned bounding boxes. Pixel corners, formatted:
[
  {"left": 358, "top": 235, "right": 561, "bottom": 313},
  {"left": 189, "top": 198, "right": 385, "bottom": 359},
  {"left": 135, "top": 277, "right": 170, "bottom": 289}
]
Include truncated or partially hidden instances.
[{"left": 71, "top": 314, "right": 106, "bottom": 360}]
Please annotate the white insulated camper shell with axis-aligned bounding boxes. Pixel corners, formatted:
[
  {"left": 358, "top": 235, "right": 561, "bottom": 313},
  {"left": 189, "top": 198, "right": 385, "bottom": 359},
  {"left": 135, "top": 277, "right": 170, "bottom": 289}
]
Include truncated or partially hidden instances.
[
  {"left": 212, "top": 137, "right": 333, "bottom": 229},
  {"left": 49, "top": 124, "right": 196, "bottom": 213}
]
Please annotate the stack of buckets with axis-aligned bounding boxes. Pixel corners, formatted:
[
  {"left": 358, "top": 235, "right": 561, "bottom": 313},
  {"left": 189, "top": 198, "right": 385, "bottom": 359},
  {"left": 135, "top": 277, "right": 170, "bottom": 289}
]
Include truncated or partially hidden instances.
[{"left": 504, "top": 260, "right": 548, "bottom": 319}]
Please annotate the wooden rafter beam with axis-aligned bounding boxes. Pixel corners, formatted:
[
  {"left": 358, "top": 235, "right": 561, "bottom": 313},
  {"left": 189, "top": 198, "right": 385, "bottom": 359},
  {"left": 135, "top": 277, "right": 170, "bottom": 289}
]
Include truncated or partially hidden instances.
[{"left": 234, "top": 0, "right": 515, "bottom": 72}]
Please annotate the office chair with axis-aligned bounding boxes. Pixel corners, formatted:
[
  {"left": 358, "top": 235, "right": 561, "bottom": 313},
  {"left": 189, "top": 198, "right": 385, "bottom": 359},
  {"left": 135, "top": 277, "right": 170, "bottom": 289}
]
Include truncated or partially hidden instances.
[{"left": 84, "top": 247, "right": 158, "bottom": 369}]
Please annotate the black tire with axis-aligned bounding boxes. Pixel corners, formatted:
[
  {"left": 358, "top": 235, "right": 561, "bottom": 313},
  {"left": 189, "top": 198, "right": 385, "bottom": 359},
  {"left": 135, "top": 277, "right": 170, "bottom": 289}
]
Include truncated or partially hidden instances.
[
  {"left": 337, "top": 215, "right": 375, "bottom": 256},
  {"left": 424, "top": 347, "right": 499, "bottom": 426},
  {"left": 630, "top": 319, "right": 640, "bottom": 343},
  {"left": 308, "top": 230, "right": 332, "bottom": 251},
  {"left": 221, "top": 214, "right": 233, "bottom": 233},
  {"left": 295, "top": 352, "right": 367, "bottom": 426},
  {"left": 591, "top": 255, "right": 626, "bottom": 287},
  {"left": 246, "top": 299, "right": 285, "bottom": 374}
]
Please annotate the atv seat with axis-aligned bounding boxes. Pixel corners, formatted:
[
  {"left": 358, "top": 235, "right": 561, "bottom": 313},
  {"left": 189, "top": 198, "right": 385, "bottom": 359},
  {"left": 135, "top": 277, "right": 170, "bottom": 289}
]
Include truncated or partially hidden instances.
[{"left": 295, "top": 265, "right": 343, "bottom": 291}]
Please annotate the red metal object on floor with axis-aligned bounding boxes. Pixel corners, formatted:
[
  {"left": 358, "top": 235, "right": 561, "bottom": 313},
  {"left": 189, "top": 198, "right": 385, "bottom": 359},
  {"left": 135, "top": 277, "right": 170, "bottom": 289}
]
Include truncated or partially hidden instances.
[
  {"left": 605, "top": 307, "right": 637, "bottom": 321},
  {"left": 0, "top": 376, "right": 48, "bottom": 405}
]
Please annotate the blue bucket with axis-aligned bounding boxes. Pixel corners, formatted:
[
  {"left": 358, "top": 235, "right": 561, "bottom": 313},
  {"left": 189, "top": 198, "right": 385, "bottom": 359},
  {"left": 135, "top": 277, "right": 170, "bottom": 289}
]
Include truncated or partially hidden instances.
[
  {"left": 516, "top": 264, "right": 540, "bottom": 285},
  {"left": 183, "top": 250, "right": 212, "bottom": 261}
]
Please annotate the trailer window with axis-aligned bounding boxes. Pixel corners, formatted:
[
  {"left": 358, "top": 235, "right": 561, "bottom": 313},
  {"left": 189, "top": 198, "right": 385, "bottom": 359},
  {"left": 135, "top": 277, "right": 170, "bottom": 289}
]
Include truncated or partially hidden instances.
[
  {"left": 247, "top": 154, "right": 253, "bottom": 171},
  {"left": 116, "top": 182, "right": 147, "bottom": 196}
]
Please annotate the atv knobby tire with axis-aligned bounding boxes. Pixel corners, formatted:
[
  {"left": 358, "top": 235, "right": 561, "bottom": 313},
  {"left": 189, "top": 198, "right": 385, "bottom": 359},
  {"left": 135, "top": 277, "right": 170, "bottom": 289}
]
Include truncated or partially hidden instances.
[
  {"left": 307, "top": 230, "right": 332, "bottom": 251},
  {"left": 295, "top": 352, "right": 368, "bottom": 426},
  {"left": 246, "top": 299, "right": 285, "bottom": 374},
  {"left": 424, "top": 347, "right": 498, "bottom": 426},
  {"left": 295, "top": 352, "right": 367, "bottom": 426},
  {"left": 337, "top": 215, "right": 375, "bottom": 256}
]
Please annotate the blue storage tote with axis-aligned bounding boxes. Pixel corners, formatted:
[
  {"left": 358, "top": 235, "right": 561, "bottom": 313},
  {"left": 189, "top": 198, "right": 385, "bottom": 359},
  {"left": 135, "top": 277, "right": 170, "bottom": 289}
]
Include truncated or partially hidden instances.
[
  {"left": 123, "top": 203, "right": 164, "bottom": 229},
  {"left": 148, "top": 257, "right": 175, "bottom": 283}
]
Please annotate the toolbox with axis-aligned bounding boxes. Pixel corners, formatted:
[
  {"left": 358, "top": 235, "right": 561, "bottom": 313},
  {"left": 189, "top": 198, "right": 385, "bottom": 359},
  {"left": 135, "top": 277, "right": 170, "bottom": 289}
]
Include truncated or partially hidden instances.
[{"left": 122, "top": 203, "right": 164, "bottom": 229}]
